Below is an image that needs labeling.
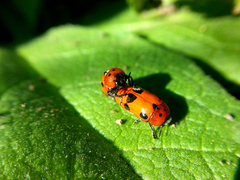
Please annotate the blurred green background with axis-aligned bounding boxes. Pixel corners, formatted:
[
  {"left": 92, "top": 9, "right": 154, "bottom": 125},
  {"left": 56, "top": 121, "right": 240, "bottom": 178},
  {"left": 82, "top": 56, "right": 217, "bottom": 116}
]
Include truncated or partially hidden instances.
[
  {"left": 0, "top": 0, "right": 240, "bottom": 99},
  {"left": 0, "top": 0, "right": 127, "bottom": 43},
  {"left": 0, "top": 0, "right": 239, "bottom": 43}
]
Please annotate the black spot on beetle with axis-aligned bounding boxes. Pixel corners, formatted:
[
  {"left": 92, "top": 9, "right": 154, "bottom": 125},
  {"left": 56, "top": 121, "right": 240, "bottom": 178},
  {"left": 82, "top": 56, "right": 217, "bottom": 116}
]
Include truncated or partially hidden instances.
[
  {"left": 108, "top": 73, "right": 111, "bottom": 76},
  {"left": 124, "top": 103, "right": 130, "bottom": 110},
  {"left": 159, "top": 113, "right": 162, "bottom": 117},
  {"left": 127, "top": 93, "right": 137, "bottom": 103},
  {"left": 152, "top": 104, "right": 160, "bottom": 110},
  {"left": 164, "top": 109, "right": 166, "bottom": 111},
  {"left": 112, "top": 69, "right": 115, "bottom": 71},
  {"left": 153, "top": 104, "right": 157, "bottom": 109},
  {"left": 140, "top": 112, "right": 148, "bottom": 119},
  {"left": 101, "top": 82, "right": 103, "bottom": 87}
]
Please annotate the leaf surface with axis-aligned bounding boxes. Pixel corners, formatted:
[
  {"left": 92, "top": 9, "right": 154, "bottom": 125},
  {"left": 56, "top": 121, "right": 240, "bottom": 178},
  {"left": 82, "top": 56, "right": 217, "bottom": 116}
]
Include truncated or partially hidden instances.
[{"left": 0, "top": 26, "right": 239, "bottom": 179}]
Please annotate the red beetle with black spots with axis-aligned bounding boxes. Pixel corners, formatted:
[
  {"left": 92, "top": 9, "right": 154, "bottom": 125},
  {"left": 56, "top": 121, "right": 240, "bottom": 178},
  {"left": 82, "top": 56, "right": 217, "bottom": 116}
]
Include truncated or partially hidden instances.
[
  {"left": 114, "top": 86, "right": 171, "bottom": 139},
  {"left": 101, "top": 68, "right": 171, "bottom": 139}
]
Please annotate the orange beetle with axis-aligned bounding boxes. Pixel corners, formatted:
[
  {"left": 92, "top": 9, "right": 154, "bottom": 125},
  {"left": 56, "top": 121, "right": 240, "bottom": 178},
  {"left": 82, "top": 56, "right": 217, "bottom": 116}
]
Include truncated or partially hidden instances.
[
  {"left": 101, "top": 68, "right": 133, "bottom": 97},
  {"left": 114, "top": 86, "right": 171, "bottom": 139}
]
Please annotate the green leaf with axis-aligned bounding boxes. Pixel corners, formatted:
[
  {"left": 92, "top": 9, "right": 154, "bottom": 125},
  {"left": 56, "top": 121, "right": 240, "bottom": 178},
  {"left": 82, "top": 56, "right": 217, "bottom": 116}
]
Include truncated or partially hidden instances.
[
  {"left": 1, "top": 26, "right": 240, "bottom": 179},
  {"left": 0, "top": 49, "right": 139, "bottom": 179},
  {"left": 135, "top": 10, "right": 240, "bottom": 86},
  {"left": 86, "top": 7, "right": 240, "bottom": 93}
]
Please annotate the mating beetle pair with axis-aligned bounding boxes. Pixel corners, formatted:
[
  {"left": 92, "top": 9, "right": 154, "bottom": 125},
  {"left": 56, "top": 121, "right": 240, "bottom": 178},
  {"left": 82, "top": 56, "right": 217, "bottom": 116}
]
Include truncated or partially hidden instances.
[{"left": 101, "top": 68, "right": 171, "bottom": 139}]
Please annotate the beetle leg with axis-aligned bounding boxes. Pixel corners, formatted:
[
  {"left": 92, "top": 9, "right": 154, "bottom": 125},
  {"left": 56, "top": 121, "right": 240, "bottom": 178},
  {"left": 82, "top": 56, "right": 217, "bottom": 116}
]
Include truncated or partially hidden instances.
[
  {"left": 128, "top": 72, "right": 134, "bottom": 86},
  {"left": 148, "top": 123, "right": 156, "bottom": 139},
  {"left": 134, "top": 119, "right": 141, "bottom": 124}
]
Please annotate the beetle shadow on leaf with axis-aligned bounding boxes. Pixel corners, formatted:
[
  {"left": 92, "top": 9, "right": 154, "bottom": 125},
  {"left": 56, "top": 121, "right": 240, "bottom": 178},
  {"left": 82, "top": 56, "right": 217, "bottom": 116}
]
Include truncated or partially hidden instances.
[{"left": 134, "top": 73, "right": 188, "bottom": 125}]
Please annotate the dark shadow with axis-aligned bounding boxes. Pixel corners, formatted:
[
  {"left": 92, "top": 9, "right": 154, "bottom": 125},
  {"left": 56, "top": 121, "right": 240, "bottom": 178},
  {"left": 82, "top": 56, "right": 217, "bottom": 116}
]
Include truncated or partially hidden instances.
[
  {"left": 234, "top": 158, "right": 240, "bottom": 180},
  {"left": 134, "top": 73, "right": 188, "bottom": 125},
  {"left": 0, "top": 0, "right": 127, "bottom": 45},
  {"left": 79, "top": 0, "right": 127, "bottom": 25},
  {"left": 176, "top": 0, "right": 235, "bottom": 17}
]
